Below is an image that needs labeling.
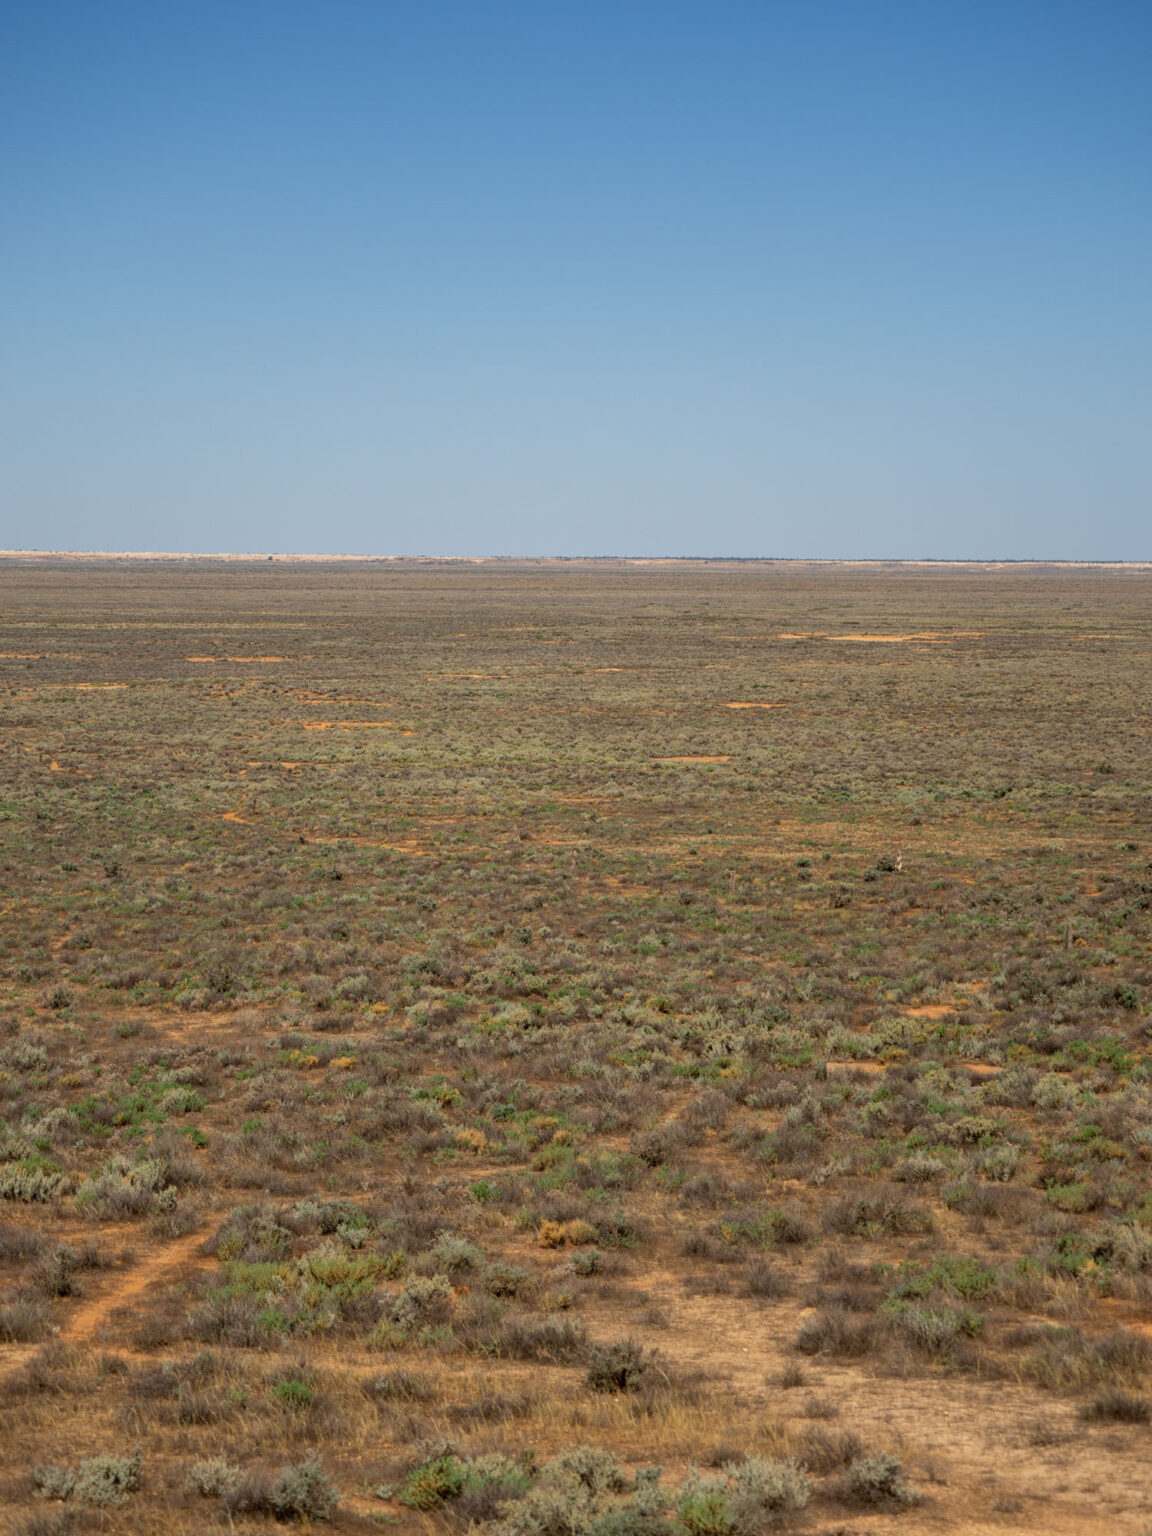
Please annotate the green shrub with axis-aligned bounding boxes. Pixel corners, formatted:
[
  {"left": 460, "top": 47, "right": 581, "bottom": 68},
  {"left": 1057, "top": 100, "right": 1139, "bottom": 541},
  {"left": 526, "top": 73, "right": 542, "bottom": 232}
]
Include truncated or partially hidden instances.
[
  {"left": 491, "top": 1447, "right": 631, "bottom": 1536},
  {"left": 400, "top": 1454, "right": 466, "bottom": 1509},
  {"left": 677, "top": 1458, "right": 810, "bottom": 1536},
  {"left": 272, "top": 1375, "right": 315, "bottom": 1410},
  {"left": 886, "top": 1254, "right": 997, "bottom": 1303},
  {"left": 1031, "top": 1074, "right": 1079, "bottom": 1111},
  {"left": 676, "top": 1474, "right": 732, "bottom": 1536}
]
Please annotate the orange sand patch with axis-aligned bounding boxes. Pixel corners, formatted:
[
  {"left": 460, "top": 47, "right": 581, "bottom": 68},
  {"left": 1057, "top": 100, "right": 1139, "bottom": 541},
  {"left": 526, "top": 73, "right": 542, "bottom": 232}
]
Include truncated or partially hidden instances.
[
  {"left": 826, "top": 1060, "right": 885, "bottom": 1075},
  {"left": 776, "top": 631, "right": 980, "bottom": 643},
  {"left": 724, "top": 702, "right": 791, "bottom": 709},
  {"left": 900, "top": 1004, "right": 955, "bottom": 1019},
  {"left": 833, "top": 631, "right": 982, "bottom": 642},
  {"left": 59, "top": 1230, "right": 210, "bottom": 1344},
  {"left": 186, "top": 655, "right": 290, "bottom": 662},
  {"left": 1098, "top": 1298, "right": 1152, "bottom": 1338},
  {"left": 297, "top": 720, "right": 397, "bottom": 730},
  {"left": 221, "top": 811, "right": 255, "bottom": 825},
  {"left": 656, "top": 756, "right": 731, "bottom": 764}
]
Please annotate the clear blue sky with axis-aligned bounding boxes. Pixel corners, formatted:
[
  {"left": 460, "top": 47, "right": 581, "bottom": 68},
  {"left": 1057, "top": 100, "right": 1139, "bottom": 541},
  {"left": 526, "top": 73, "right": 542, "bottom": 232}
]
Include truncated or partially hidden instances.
[{"left": 2, "top": 2, "right": 1149, "bottom": 557}]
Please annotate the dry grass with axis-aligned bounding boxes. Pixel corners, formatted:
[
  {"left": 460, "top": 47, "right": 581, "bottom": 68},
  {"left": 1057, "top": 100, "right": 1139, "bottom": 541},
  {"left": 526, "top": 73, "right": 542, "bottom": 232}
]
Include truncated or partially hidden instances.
[{"left": 1, "top": 557, "right": 1151, "bottom": 1533}]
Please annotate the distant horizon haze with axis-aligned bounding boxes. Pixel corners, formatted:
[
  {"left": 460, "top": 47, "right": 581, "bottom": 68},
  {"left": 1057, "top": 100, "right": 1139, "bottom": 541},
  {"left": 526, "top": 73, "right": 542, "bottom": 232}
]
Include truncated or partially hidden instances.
[{"left": 3, "top": 553, "right": 1150, "bottom": 571}]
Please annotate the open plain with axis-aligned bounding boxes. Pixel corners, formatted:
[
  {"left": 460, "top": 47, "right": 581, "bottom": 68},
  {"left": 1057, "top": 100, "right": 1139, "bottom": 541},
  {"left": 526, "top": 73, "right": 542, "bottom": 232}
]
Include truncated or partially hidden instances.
[{"left": 1, "top": 558, "right": 1151, "bottom": 1534}]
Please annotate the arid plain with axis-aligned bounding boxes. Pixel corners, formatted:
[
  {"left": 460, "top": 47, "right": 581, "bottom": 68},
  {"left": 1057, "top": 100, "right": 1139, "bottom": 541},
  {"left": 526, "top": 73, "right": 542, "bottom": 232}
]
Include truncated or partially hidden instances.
[{"left": 1, "top": 558, "right": 1150, "bottom": 1534}]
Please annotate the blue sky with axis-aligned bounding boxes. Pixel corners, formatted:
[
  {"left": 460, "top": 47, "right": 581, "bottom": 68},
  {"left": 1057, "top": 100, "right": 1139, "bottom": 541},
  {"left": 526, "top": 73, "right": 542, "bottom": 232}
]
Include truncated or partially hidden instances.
[{"left": 2, "top": 2, "right": 1149, "bottom": 557}]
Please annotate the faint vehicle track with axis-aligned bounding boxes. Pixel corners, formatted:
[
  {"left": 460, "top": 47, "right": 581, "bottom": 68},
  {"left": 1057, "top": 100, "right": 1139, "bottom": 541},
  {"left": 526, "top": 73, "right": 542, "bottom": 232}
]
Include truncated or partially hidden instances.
[{"left": 58, "top": 1229, "right": 210, "bottom": 1345}]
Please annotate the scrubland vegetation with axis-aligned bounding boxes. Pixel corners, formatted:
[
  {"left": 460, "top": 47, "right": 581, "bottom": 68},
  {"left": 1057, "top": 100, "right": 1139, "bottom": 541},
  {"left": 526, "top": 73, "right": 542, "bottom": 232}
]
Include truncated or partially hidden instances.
[{"left": 1, "top": 557, "right": 1150, "bottom": 1534}]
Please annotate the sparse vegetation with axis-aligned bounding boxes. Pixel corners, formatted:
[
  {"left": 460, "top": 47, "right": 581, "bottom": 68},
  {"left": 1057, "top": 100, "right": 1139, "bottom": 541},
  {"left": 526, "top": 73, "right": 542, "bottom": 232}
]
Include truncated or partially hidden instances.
[{"left": 1, "top": 557, "right": 1151, "bottom": 1533}]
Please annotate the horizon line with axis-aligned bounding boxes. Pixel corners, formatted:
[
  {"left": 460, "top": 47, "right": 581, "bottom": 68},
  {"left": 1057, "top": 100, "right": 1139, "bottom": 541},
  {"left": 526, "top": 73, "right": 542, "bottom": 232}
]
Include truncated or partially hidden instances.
[{"left": 1, "top": 550, "right": 1150, "bottom": 570}]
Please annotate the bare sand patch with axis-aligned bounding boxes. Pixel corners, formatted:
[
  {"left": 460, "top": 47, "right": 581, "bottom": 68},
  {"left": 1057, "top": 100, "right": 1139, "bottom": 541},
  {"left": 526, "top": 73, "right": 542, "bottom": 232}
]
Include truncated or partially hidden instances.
[
  {"left": 724, "top": 702, "right": 791, "bottom": 709},
  {"left": 297, "top": 719, "right": 397, "bottom": 730},
  {"left": 834, "top": 631, "right": 982, "bottom": 642},
  {"left": 776, "top": 631, "right": 981, "bottom": 643},
  {"left": 60, "top": 1230, "right": 210, "bottom": 1345},
  {"left": 656, "top": 755, "right": 731, "bottom": 763}
]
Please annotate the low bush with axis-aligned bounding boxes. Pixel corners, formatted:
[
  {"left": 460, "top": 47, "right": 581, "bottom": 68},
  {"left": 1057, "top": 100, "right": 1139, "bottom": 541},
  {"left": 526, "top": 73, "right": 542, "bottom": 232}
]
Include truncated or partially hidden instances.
[
  {"left": 184, "top": 1457, "right": 240, "bottom": 1496},
  {"left": 33, "top": 1451, "right": 142, "bottom": 1508},
  {"left": 489, "top": 1447, "right": 663, "bottom": 1536},
  {"left": 794, "top": 1309, "right": 882, "bottom": 1358},
  {"left": 0, "top": 1299, "right": 53, "bottom": 1342},
  {"left": 0, "top": 1163, "right": 66, "bottom": 1203},
  {"left": 496, "top": 1314, "right": 586, "bottom": 1363},
  {"left": 1079, "top": 1389, "right": 1151, "bottom": 1423},
  {"left": 678, "top": 1457, "right": 811, "bottom": 1534},
  {"left": 585, "top": 1338, "right": 649, "bottom": 1394},
  {"left": 844, "top": 1451, "right": 919, "bottom": 1505},
  {"left": 75, "top": 1156, "right": 176, "bottom": 1220},
  {"left": 366, "top": 1368, "right": 431, "bottom": 1402},
  {"left": 745, "top": 1259, "right": 790, "bottom": 1299},
  {"left": 399, "top": 1454, "right": 465, "bottom": 1509},
  {"left": 223, "top": 1457, "right": 337, "bottom": 1520}
]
